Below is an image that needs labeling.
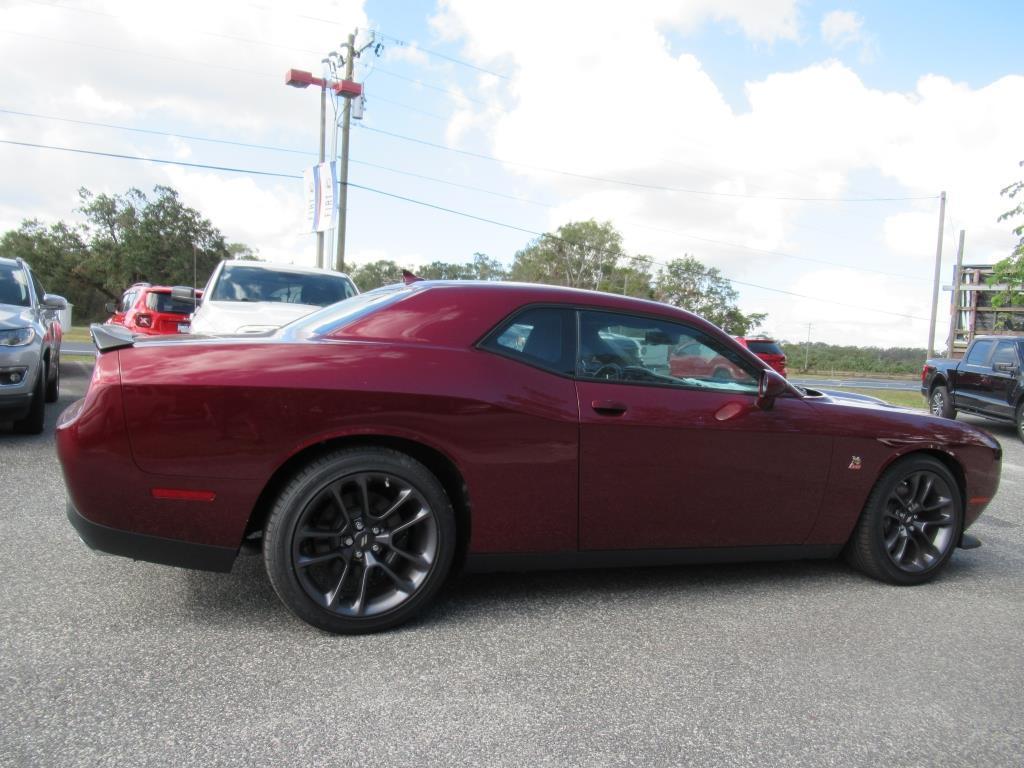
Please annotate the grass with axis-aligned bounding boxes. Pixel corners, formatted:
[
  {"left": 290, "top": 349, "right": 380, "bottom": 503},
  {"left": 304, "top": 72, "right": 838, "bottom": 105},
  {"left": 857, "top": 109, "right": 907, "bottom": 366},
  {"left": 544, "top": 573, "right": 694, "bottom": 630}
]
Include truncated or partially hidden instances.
[{"left": 62, "top": 326, "right": 94, "bottom": 343}]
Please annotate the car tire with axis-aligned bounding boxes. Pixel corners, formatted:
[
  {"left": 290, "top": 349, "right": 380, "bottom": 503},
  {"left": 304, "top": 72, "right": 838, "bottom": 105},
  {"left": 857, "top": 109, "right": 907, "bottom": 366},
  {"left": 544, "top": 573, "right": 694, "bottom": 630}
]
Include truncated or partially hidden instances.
[
  {"left": 845, "top": 455, "right": 962, "bottom": 585},
  {"left": 1016, "top": 402, "right": 1024, "bottom": 444},
  {"left": 13, "top": 370, "right": 46, "bottom": 435},
  {"left": 263, "top": 447, "right": 456, "bottom": 634},
  {"left": 45, "top": 356, "right": 59, "bottom": 403},
  {"left": 928, "top": 385, "right": 956, "bottom": 419}
]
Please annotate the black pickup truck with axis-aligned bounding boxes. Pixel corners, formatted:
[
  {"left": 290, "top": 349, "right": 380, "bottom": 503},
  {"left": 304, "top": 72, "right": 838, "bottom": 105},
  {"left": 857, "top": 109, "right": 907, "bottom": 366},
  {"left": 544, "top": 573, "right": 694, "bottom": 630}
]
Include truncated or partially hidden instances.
[{"left": 921, "top": 335, "right": 1024, "bottom": 440}]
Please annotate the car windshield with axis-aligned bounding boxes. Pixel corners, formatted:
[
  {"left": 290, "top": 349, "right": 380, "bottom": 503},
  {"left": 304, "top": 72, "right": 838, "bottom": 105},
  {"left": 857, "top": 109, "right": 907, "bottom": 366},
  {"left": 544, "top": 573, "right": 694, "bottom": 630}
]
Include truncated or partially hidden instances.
[
  {"left": 146, "top": 292, "right": 198, "bottom": 315},
  {"left": 0, "top": 263, "right": 32, "bottom": 307},
  {"left": 211, "top": 264, "right": 357, "bottom": 307},
  {"left": 279, "top": 284, "right": 411, "bottom": 340}
]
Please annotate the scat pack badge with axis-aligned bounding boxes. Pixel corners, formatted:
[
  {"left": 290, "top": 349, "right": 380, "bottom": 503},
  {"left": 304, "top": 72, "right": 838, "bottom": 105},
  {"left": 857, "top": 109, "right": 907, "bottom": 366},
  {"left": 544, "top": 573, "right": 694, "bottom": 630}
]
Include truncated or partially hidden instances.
[{"left": 848, "top": 456, "right": 862, "bottom": 471}]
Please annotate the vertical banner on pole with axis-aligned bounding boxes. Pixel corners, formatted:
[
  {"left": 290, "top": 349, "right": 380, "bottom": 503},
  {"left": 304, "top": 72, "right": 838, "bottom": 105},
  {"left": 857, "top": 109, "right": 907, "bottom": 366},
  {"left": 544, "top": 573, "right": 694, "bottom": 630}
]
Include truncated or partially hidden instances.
[{"left": 302, "top": 162, "right": 337, "bottom": 234}]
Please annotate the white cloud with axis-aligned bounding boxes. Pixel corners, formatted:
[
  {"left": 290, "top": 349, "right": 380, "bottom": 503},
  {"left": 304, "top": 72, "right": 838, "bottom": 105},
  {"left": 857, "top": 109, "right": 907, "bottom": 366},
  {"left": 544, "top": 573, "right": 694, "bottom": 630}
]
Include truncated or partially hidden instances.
[
  {"left": 821, "top": 10, "right": 863, "bottom": 48},
  {"left": 431, "top": 2, "right": 1023, "bottom": 346}
]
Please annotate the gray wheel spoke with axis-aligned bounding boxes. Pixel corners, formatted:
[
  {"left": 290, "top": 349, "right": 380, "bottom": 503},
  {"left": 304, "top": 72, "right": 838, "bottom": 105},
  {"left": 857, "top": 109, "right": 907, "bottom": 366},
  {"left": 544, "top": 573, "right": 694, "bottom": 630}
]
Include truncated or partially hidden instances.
[
  {"left": 357, "top": 476, "right": 371, "bottom": 519},
  {"left": 371, "top": 555, "right": 415, "bottom": 594},
  {"left": 296, "top": 551, "right": 343, "bottom": 569},
  {"left": 391, "top": 507, "right": 432, "bottom": 536},
  {"left": 352, "top": 563, "right": 373, "bottom": 616},
  {"left": 325, "top": 560, "right": 352, "bottom": 607},
  {"left": 374, "top": 487, "right": 412, "bottom": 520},
  {"left": 330, "top": 485, "right": 352, "bottom": 529},
  {"left": 388, "top": 544, "right": 431, "bottom": 569},
  {"left": 921, "top": 497, "right": 952, "bottom": 514},
  {"left": 299, "top": 528, "right": 342, "bottom": 540},
  {"left": 884, "top": 526, "right": 901, "bottom": 550},
  {"left": 916, "top": 475, "right": 935, "bottom": 506},
  {"left": 891, "top": 533, "right": 909, "bottom": 563}
]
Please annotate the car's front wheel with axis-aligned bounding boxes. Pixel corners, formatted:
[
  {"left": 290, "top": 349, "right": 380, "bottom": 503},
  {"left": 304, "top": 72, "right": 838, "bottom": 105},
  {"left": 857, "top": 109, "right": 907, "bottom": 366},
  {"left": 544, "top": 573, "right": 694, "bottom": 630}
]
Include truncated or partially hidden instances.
[
  {"left": 13, "top": 370, "right": 45, "bottom": 435},
  {"left": 263, "top": 448, "right": 455, "bottom": 634},
  {"left": 929, "top": 385, "right": 956, "bottom": 419},
  {"left": 45, "top": 356, "right": 60, "bottom": 403},
  {"left": 845, "top": 455, "right": 963, "bottom": 585}
]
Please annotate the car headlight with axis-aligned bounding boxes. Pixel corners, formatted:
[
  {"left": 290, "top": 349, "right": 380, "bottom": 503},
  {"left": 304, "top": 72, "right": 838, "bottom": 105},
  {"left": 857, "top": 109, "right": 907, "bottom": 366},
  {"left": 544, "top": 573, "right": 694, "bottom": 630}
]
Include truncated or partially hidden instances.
[{"left": 0, "top": 327, "right": 36, "bottom": 346}]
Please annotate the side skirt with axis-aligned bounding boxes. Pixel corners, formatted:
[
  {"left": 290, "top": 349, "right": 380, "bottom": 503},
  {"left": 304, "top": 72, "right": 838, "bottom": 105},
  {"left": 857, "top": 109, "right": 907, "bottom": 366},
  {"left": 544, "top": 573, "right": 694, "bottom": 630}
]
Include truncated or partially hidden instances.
[{"left": 464, "top": 544, "right": 843, "bottom": 574}]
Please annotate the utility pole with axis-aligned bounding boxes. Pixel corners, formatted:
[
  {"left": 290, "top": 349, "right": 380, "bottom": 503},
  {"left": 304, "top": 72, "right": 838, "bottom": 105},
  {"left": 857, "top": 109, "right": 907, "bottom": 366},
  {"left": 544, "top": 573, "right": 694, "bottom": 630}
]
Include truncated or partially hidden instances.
[
  {"left": 927, "top": 191, "right": 947, "bottom": 357},
  {"left": 335, "top": 32, "right": 356, "bottom": 274},
  {"left": 316, "top": 81, "right": 327, "bottom": 269},
  {"left": 804, "top": 323, "right": 811, "bottom": 372},
  {"left": 945, "top": 229, "right": 966, "bottom": 357}
]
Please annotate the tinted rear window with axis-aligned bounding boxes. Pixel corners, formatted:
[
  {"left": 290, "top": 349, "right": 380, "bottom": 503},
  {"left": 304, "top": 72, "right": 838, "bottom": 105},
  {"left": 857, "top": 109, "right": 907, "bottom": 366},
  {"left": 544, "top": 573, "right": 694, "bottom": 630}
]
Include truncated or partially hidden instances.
[
  {"left": 146, "top": 292, "right": 197, "bottom": 315},
  {"left": 212, "top": 264, "right": 357, "bottom": 307},
  {"left": 746, "top": 340, "right": 784, "bottom": 356}
]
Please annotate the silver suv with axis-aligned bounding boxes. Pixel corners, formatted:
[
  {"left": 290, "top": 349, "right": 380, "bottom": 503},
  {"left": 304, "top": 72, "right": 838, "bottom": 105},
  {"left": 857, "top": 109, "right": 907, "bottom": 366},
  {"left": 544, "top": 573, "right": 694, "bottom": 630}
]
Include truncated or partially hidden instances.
[{"left": 0, "top": 257, "right": 67, "bottom": 434}]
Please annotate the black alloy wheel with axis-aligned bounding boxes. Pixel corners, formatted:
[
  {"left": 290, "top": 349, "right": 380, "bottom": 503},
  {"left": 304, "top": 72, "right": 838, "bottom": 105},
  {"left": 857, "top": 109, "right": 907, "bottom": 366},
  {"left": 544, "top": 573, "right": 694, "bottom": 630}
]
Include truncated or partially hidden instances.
[
  {"left": 846, "top": 456, "right": 963, "bottom": 585},
  {"left": 929, "top": 385, "right": 955, "bottom": 419},
  {"left": 264, "top": 448, "right": 455, "bottom": 634}
]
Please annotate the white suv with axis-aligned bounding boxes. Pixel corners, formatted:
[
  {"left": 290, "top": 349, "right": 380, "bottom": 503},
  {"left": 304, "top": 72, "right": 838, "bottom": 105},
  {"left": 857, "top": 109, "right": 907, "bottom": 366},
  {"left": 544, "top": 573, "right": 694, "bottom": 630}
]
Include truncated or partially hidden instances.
[
  {"left": 0, "top": 257, "right": 67, "bottom": 433},
  {"left": 188, "top": 261, "right": 358, "bottom": 335}
]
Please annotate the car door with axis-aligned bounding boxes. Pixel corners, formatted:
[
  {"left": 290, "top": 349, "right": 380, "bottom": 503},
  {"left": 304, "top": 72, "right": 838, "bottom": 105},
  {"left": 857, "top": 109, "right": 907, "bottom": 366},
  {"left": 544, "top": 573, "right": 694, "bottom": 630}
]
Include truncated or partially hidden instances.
[
  {"left": 955, "top": 339, "right": 995, "bottom": 412},
  {"left": 576, "top": 309, "right": 832, "bottom": 551},
  {"left": 986, "top": 340, "right": 1021, "bottom": 418}
]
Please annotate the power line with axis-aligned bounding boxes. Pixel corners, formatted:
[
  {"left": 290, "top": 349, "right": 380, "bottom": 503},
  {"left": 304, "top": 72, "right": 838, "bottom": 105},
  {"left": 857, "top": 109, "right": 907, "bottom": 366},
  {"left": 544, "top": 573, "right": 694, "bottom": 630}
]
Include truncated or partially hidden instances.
[
  {"left": 371, "top": 30, "right": 512, "bottom": 81},
  {"left": 0, "top": 108, "right": 925, "bottom": 282},
  {"left": 0, "top": 138, "right": 927, "bottom": 322},
  {"left": 355, "top": 124, "right": 940, "bottom": 204},
  {"left": 343, "top": 183, "right": 931, "bottom": 322},
  {"left": 368, "top": 67, "right": 491, "bottom": 106},
  {"left": 0, "top": 139, "right": 300, "bottom": 179}
]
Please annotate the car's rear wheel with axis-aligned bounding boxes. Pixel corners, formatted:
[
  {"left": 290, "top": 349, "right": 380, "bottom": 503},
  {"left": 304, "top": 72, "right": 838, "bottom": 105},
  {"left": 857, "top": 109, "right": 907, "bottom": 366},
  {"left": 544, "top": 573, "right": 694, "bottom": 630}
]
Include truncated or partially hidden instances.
[
  {"left": 13, "top": 370, "right": 45, "bottom": 435},
  {"left": 263, "top": 448, "right": 455, "bottom": 634},
  {"left": 45, "top": 356, "right": 59, "bottom": 403},
  {"left": 845, "top": 455, "right": 962, "bottom": 585},
  {"left": 929, "top": 385, "right": 955, "bottom": 419}
]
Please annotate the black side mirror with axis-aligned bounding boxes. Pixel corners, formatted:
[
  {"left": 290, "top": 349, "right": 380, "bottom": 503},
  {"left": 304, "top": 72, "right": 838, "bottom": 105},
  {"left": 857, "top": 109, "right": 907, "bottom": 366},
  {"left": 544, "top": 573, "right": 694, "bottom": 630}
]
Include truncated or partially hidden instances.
[
  {"left": 104, "top": 302, "right": 116, "bottom": 314},
  {"left": 756, "top": 369, "right": 789, "bottom": 411}
]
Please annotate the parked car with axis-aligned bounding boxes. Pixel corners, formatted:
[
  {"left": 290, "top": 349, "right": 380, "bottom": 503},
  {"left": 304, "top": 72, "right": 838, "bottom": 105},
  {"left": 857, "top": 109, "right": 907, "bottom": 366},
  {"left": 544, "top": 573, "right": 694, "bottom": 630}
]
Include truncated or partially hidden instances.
[
  {"left": 106, "top": 283, "right": 201, "bottom": 335},
  {"left": 736, "top": 336, "right": 788, "bottom": 377},
  {"left": 59, "top": 281, "right": 1000, "bottom": 634},
  {"left": 188, "top": 261, "right": 358, "bottom": 335},
  {"left": 0, "top": 257, "right": 66, "bottom": 433},
  {"left": 921, "top": 335, "right": 1024, "bottom": 440}
]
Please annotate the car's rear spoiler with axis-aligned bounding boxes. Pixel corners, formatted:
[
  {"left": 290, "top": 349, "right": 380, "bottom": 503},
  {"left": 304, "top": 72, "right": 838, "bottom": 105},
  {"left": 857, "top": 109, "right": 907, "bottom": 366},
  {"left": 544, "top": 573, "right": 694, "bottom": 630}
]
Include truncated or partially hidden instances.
[{"left": 90, "top": 323, "right": 136, "bottom": 353}]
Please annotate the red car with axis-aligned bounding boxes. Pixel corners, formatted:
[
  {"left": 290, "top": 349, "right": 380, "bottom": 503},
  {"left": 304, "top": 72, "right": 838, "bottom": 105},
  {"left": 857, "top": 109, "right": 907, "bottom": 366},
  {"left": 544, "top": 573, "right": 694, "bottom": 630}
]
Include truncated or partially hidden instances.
[
  {"left": 735, "top": 336, "right": 788, "bottom": 377},
  {"left": 106, "top": 283, "right": 200, "bottom": 335},
  {"left": 58, "top": 282, "right": 1001, "bottom": 634}
]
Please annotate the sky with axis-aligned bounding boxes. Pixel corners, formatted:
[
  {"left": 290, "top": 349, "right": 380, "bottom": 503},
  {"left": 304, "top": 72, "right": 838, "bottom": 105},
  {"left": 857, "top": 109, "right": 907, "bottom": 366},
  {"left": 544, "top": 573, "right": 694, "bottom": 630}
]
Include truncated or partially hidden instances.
[{"left": 0, "top": 0, "right": 1021, "bottom": 348}]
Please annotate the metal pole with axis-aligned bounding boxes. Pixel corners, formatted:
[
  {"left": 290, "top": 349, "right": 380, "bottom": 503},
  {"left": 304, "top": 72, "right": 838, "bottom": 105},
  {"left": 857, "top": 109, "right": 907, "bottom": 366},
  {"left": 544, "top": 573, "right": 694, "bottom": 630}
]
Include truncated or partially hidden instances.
[
  {"left": 804, "top": 323, "right": 811, "bottom": 372},
  {"left": 927, "top": 191, "right": 947, "bottom": 357},
  {"left": 945, "top": 229, "right": 966, "bottom": 357},
  {"left": 316, "top": 83, "right": 327, "bottom": 269},
  {"left": 334, "top": 32, "right": 356, "bottom": 274}
]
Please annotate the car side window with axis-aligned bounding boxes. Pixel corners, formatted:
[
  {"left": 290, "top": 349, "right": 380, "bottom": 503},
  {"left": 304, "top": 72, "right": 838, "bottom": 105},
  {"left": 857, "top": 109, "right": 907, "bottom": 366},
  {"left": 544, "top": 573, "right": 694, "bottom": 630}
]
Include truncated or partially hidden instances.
[
  {"left": 965, "top": 340, "right": 994, "bottom": 366},
  {"left": 991, "top": 341, "right": 1019, "bottom": 369},
  {"left": 30, "top": 270, "right": 45, "bottom": 306},
  {"left": 480, "top": 307, "right": 575, "bottom": 375},
  {"left": 577, "top": 310, "right": 758, "bottom": 394}
]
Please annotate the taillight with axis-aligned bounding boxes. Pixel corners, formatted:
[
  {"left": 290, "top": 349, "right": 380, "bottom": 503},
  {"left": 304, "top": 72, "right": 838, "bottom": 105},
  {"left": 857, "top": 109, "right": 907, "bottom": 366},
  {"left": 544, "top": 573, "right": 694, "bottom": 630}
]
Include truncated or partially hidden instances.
[
  {"left": 136, "top": 313, "right": 153, "bottom": 328},
  {"left": 921, "top": 365, "right": 930, "bottom": 384}
]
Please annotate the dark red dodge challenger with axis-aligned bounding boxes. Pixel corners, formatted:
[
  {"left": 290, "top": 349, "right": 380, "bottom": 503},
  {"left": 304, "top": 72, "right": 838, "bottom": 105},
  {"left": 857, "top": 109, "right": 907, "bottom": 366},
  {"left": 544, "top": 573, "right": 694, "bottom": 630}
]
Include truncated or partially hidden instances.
[{"left": 58, "top": 281, "right": 1002, "bottom": 633}]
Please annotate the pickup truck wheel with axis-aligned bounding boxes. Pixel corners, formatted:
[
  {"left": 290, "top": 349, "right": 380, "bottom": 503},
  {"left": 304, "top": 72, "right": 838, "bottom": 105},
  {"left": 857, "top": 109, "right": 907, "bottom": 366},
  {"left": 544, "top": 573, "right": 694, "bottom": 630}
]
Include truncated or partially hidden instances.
[{"left": 929, "top": 385, "right": 955, "bottom": 419}]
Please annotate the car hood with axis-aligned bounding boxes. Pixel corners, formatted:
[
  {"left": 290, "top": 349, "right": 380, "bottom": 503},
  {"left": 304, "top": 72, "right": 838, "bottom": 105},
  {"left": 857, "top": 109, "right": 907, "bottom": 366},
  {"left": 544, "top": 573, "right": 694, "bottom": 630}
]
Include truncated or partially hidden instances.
[
  {"left": 190, "top": 300, "right": 319, "bottom": 334},
  {"left": 0, "top": 304, "right": 33, "bottom": 330}
]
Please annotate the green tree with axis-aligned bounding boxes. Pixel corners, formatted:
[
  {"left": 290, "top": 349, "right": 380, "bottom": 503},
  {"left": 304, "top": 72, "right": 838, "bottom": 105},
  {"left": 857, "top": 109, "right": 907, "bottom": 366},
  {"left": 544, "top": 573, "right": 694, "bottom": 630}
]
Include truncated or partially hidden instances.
[
  {"left": 654, "top": 256, "right": 766, "bottom": 334},
  {"left": 510, "top": 220, "right": 626, "bottom": 291},
  {"left": 227, "top": 242, "right": 261, "bottom": 261},
  {"left": 990, "top": 160, "right": 1024, "bottom": 307},
  {"left": 417, "top": 253, "right": 509, "bottom": 281},
  {"left": 350, "top": 259, "right": 403, "bottom": 291}
]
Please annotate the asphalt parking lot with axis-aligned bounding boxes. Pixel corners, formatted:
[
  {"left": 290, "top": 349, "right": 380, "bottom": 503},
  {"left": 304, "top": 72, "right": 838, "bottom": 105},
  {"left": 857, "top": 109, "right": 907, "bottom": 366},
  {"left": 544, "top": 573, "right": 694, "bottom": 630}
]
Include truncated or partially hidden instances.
[{"left": 1, "top": 364, "right": 1022, "bottom": 768}]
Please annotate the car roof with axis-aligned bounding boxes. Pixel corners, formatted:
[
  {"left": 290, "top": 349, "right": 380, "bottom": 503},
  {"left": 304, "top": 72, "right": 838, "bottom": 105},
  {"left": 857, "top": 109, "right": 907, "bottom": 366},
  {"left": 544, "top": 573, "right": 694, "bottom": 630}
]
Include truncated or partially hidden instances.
[{"left": 219, "top": 260, "right": 352, "bottom": 278}]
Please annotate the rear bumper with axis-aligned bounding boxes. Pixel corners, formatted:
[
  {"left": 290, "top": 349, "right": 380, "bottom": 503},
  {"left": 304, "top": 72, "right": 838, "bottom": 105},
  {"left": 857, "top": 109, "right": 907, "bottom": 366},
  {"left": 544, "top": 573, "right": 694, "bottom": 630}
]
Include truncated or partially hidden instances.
[{"left": 66, "top": 498, "right": 236, "bottom": 573}]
